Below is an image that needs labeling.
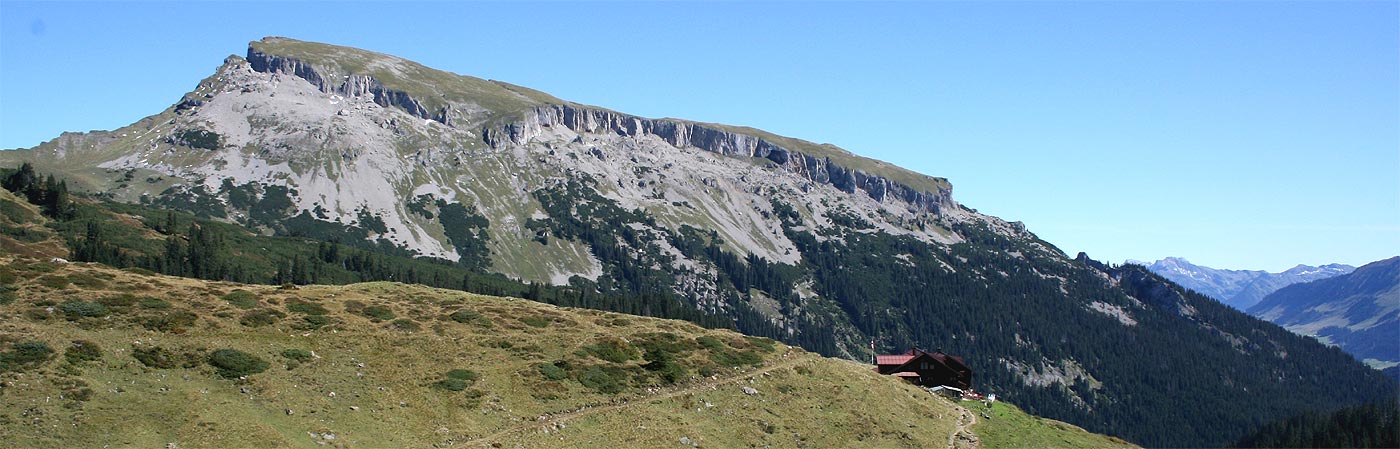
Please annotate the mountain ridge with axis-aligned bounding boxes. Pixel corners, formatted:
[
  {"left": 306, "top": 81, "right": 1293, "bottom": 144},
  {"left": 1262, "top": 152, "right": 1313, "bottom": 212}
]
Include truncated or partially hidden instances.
[
  {"left": 1132, "top": 256, "right": 1354, "bottom": 310},
  {"left": 1248, "top": 257, "right": 1400, "bottom": 368}
]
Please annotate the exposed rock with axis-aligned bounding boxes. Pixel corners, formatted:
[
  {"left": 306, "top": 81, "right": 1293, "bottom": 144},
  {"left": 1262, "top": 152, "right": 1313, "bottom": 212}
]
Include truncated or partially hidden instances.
[{"left": 485, "top": 103, "right": 953, "bottom": 213}]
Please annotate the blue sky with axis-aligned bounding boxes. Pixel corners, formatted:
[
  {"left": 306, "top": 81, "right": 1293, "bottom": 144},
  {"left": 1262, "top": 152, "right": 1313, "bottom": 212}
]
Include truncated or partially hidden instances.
[{"left": 1, "top": 1, "right": 1396, "bottom": 272}]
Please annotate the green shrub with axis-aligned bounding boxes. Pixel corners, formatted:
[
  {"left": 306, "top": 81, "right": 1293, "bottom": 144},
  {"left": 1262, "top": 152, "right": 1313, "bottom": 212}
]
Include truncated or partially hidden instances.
[
  {"left": 64, "top": 340, "right": 102, "bottom": 364},
  {"left": 66, "top": 273, "right": 107, "bottom": 289},
  {"left": 390, "top": 318, "right": 420, "bottom": 331},
  {"left": 98, "top": 293, "right": 138, "bottom": 310},
  {"left": 520, "top": 316, "right": 550, "bottom": 328},
  {"left": 446, "top": 369, "right": 479, "bottom": 381},
  {"left": 746, "top": 336, "right": 778, "bottom": 353},
  {"left": 342, "top": 300, "right": 366, "bottom": 314},
  {"left": 37, "top": 275, "right": 69, "bottom": 289},
  {"left": 286, "top": 299, "right": 328, "bottom": 315},
  {"left": 436, "top": 378, "right": 469, "bottom": 391},
  {"left": 281, "top": 348, "right": 313, "bottom": 362},
  {"left": 139, "top": 297, "right": 171, "bottom": 309},
  {"left": 207, "top": 349, "right": 269, "bottom": 378},
  {"left": 538, "top": 362, "right": 568, "bottom": 381},
  {"left": 143, "top": 310, "right": 198, "bottom": 332},
  {"left": 579, "top": 366, "right": 626, "bottom": 394},
  {"left": 239, "top": 308, "right": 284, "bottom": 327},
  {"left": 361, "top": 305, "right": 395, "bottom": 321},
  {"left": 0, "top": 286, "right": 15, "bottom": 305},
  {"left": 696, "top": 336, "right": 724, "bottom": 350},
  {"left": 300, "top": 315, "right": 332, "bottom": 329},
  {"left": 221, "top": 290, "right": 258, "bottom": 309},
  {"left": 584, "top": 338, "right": 637, "bottom": 363},
  {"left": 58, "top": 299, "right": 107, "bottom": 320},
  {"left": 132, "top": 346, "right": 178, "bottom": 369},
  {"left": 1, "top": 341, "right": 54, "bottom": 371},
  {"left": 709, "top": 349, "right": 763, "bottom": 367}
]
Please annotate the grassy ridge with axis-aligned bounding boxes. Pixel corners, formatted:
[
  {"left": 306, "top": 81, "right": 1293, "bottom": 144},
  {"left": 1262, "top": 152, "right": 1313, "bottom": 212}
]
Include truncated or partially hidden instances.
[
  {"left": 0, "top": 258, "right": 979, "bottom": 448},
  {"left": 972, "top": 400, "right": 1135, "bottom": 449}
]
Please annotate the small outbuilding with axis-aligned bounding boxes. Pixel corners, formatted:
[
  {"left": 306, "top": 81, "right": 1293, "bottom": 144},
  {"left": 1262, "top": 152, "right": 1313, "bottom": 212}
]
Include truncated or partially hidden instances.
[{"left": 874, "top": 348, "right": 972, "bottom": 390}]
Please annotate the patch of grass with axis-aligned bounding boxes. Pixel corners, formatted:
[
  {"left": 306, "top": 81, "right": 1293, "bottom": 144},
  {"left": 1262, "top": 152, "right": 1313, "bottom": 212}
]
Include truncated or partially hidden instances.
[
  {"left": 578, "top": 365, "right": 627, "bottom": 394},
  {"left": 142, "top": 310, "right": 198, "bottom": 333},
  {"left": 520, "top": 316, "right": 550, "bottom": 328},
  {"left": 584, "top": 338, "right": 637, "bottom": 363},
  {"left": 63, "top": 340, "right": 102, "bottom": 364},
  {"left": 221, "top": 290, "right": 259, "bottom": 309},
  {"left": 390, "top": 318, "right": 420, "bottom": 331},
  {"left": 447, "top": 309, "right": 485, "bottom": 324},
  {"left": 98, "top": 293, "right": 139, "bottom": 311},
  {"left": 696, "top": 335, "right": 724, "bottom": 350},
  {"left": 447, "top": 369, "right": 479, "bottom": 381},
  {"left": 285, "top": 299, "right": 328, "bottom": 315},
  {"left": 131, "top": 346, "right": 179, "bottom": 369},
  {"left": 538, "top": 362, "right": 568, "bottom": 381},
  {"left": 299, "top": 314, "right": 332, "bottom": 329},
  {"left": 973, "top": 401, "right": 1132, "bottom": 449},
  {"left": 138, "top": 296, "right": 171, "bottom": 309},
  {"left": 437, "top": 378, "right": 469, "bottom": 391},
  {"left": 239, "top": 308, "right": 284, "bottom": 327},
  {"left": 36, "top": 274, "right": 69, "bottom": 289},
  {"left": 207, "top": 348, "right": 269, "bottom": 378},
  {"left": 281, "top": 348, "right": 313, "bottom": 362},
  {"left": 0, "top": 286, "right": 15, "bottom": 305},
  {"left": 121, "top": 267, "right": 157, "bottom": 276},
  {"left": 361, "top": 304, "right": 395, "bottom": 321}
]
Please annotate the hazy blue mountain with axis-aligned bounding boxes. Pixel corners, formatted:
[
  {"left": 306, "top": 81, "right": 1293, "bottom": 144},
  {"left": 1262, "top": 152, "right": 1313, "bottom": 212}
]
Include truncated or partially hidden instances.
[
  {"left": 1249, "top": 257, "right": 1400, "bottom": 368},
  {"left": 1132, "top": 257, "right": 1354, "bottom": 310}
]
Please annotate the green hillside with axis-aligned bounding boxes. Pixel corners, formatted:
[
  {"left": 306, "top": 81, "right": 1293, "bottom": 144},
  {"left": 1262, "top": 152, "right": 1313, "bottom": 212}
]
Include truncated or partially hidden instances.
[{"left": 0, "top": 256, "right": 1098, "bottom": 448}]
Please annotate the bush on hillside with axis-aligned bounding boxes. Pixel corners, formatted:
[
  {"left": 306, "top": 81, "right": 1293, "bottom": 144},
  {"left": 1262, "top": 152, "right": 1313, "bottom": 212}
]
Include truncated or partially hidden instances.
[
  {"left": 361, "top": 305, "right": 395, "bottom": 321},
  {"left": 239, "top": 308, "right": 284, "bottom": 327},
  {"left": 207, "top": 348, "right": 269, "bottom": 378},
  {"left": 0, "top": 341, "right": 54, "bottom": 372},
  {"left": 221, "top": 290, "right": 259, "bottom": 309},
  {"left": 58, "top": 299, "right": 107, "bottom": 320},
  {"left": 142, "top": 310, "right": 198, "bottom": 332},
  {"left": 64, "top": 340, "right": 102, "bottom": 364}
]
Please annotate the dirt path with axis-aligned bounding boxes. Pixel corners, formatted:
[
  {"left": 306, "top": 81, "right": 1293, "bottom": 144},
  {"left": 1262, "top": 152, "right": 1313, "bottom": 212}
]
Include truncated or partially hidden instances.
[
  {"left": 460, "top": 351, "right": 803, "bottom": 447},
  {"left": 948, "top": 403, "right": 981, "bottom": 449}
]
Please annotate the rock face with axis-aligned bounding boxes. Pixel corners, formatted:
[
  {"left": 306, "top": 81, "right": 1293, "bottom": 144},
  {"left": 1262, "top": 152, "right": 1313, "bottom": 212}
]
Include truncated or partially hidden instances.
[
  {"left": 1248, "top": 257, "right": 1400, "bottom": 368},
  {"left": 1134, "top": 257, "right": 1354, "bottom": 310},
  {"left": 247, "top": 47, "right": 445, "bottom": 124},
  {"left": 489, "top": 104, "right": 953, "bottom": 214}
]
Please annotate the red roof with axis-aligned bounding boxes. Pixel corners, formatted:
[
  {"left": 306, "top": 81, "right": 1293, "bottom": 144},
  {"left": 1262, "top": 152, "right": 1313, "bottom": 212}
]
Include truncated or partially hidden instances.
[
  {"left": 876, "top": 355, "right": 915, "bottom": 366},
  {"left": 892, "top": 372, "right": 921, "bottom": 378}
]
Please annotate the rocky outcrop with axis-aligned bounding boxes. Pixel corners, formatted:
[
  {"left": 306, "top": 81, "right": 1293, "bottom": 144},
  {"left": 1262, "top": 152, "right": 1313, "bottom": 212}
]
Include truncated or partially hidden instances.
[
  {"left": 247, "top": 48, "right": 447, "bottom": 125},
  {"left": 488, "top": 104, "right": 954, "bottom": 214}
]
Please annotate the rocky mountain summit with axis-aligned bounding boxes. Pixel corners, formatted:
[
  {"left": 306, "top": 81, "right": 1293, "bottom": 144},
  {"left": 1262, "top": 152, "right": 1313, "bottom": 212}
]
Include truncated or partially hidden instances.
[
  {"left": 2, "top": 37, "right": 1394, "bottom": 447},
  {"left": 1133, "top": 257, "right": 1354, "bottom": 310}
]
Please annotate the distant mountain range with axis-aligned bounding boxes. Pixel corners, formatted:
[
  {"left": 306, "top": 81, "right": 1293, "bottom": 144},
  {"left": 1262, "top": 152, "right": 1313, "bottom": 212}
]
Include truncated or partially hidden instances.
[
  {"left": 1130, "top": 257, "right": 1354, "bottom": 310},
  {"left": 1249, "top": 257, "right": 1400, "bottom": 368}
]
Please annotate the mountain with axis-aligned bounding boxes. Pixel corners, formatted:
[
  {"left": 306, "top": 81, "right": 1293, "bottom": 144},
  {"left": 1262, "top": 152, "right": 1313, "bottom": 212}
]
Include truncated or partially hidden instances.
[
  {"left": 1135, "top": 257, "right": 1354, "bottom": 310},
  {"left": 1248, "top": 257, "right": 1400, "bottom": 368},
  {"left": 0, "top": 256, "right": 1133, "bottom": 448},
  {"left": 1, "top": 37, "right": 1395, "bottom": 447}
]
